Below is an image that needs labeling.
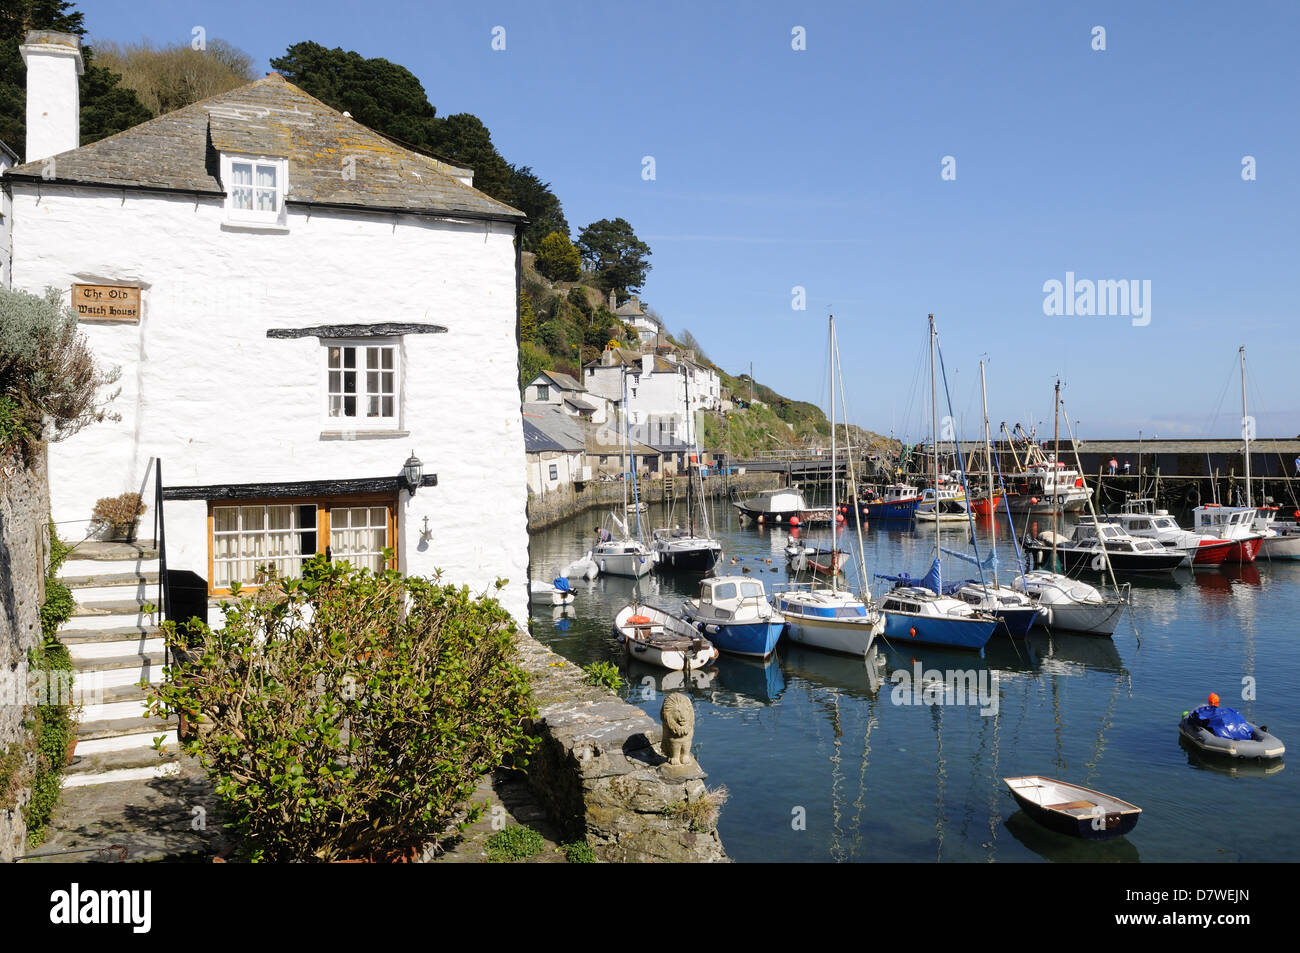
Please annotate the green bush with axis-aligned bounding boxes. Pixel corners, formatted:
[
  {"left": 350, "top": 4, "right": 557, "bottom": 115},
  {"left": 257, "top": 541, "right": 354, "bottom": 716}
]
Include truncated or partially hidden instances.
[
  {"left": 485, "top": 824, "right": 543, "bottom": 862},
  {"left": 581, "top": 660, "right": 624, "bottom": 693},
  {"left": 147, "top": 557, "right": 536, "bottom": 862},
  {"left": 24, "top": 643, "right": 76, "bottom": 846},
  {"left": 562, "top": 840, "right": 595, "bottom": 863},
  {"left": 535, "top": 231, "right": 581, "bottom": 283},
  {"left": 0, "top": 287, "right": 121, "bottom": 462},
  {"left": 520, "top": 340, "right": 552, "bottom": 391}
]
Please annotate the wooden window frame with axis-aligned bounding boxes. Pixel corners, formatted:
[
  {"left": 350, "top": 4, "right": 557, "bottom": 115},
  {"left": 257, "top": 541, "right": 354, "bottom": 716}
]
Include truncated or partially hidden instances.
[
  {"left": 207, "top": 492, "right": 398, "bottom": 595},
  {"left": 322, "top": 338, "right": 402, "bottom": 431}
]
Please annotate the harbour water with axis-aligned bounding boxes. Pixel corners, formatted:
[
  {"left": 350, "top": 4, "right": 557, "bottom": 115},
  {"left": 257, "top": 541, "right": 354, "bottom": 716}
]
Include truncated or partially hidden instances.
[{"left": 527, "top": 500, "right": 1300, "bottom": 862}]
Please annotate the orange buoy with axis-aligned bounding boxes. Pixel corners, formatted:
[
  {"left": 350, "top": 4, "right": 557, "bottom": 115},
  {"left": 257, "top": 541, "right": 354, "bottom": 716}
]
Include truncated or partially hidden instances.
[
  {"left": 1208, "top": 692, "right": 1220, "bottom": 707},
  {"left": 789, "top": 516, "right": 800, "bottom": 527},
  {"left": 909, "top": 627, "right": 917, "bottom": 638}
]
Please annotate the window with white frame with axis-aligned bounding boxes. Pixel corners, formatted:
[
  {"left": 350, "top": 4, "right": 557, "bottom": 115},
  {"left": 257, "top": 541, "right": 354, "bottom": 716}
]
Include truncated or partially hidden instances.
[
  {"left": 325, "top": 341, "right": 400, "bottom": 429},
  {"left": 210, "top": 498, "right": 395, "bottom": 592},
  {"left": 222, "top": 154, "right": 287, "bottom": 226},
  {"left": 536, "top": 383, "right": 550, "bottom": 401}
]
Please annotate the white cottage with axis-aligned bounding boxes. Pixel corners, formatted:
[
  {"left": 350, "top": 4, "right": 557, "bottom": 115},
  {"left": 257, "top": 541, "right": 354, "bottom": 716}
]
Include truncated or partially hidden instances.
[{"left": 5, "top": 34, "right": 530, "bottom": 623}]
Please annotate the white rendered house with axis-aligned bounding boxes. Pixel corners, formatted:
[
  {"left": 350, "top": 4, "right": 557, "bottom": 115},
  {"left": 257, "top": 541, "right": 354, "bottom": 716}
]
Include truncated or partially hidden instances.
[{"left": 5, "top": 37, "right": 530, "bottom": 626}]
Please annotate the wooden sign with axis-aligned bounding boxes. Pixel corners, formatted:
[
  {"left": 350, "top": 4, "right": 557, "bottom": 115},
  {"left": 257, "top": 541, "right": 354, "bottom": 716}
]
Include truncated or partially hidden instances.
[{"left": 72, "top": 283, "right": 141, "bottom": 322}]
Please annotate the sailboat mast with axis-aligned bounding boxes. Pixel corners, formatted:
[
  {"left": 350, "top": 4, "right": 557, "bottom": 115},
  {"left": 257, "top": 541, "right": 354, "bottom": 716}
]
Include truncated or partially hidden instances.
[
  {"left": 980, "top": 361, "right": 997, "bottom": 588},
  {"left": 835, "top": 325, "right": 871, "bottom": 601},
  {"left": 622, "top": 368, "right": 630, "bottom": 518},
  {"left": 930, "top": 314, "right": 939, "bottom": 561},
  {"left": 831, "top": 315, "right": 838, "bottom": 588},
  {"left": 1052, "top": 378, "right": 1060, "bottom": 570},
  {"left": 1241, "top": 346, "right": 1252, "bottom": 509}
]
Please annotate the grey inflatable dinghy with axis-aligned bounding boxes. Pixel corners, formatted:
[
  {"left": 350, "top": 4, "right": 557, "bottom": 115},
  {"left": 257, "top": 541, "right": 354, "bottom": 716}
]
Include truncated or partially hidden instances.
[{"left": 1179, "top": 714, "right": 1285, "bottom": 760}]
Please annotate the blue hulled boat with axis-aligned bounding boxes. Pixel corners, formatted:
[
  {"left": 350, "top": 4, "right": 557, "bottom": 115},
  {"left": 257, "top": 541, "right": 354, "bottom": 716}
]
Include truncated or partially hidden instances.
[
  {"left": 876, "top": 560, "right": 999, "bottom": 653},
  {"left": 854, "top": 482, "right": 923, "bottom": 520},
  {"left": 683, "top": 575, "right": 786, "bottom": 658}
]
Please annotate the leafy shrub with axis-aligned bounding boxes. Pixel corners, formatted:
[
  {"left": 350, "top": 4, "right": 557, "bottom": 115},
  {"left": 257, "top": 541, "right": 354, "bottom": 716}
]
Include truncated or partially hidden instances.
[
  {"left": 25, "top": 643, "right": 76, "bottom": 846},
  {"left": 535, "top": 231, "right": 581, "bottom": 283},
  {"left": 520, "top": 340, "right": 552, "bottom": 391},
  {"left": 485, "top": 824, "right": 544, "bottom": 862},
  {"left": 538, "top": 320, "right": 568, "bottom": 355},
  {"left": 567, "top": 286, "right": 592, "bottom": 318},
  {"left": 582, "top": 660, "right": 624, "bottom": 693},
  {"left": 0, "top": 287, "right": 121, "bottom": 462},
  {"left": 562, "top": 840, "right": 595, "bottom": 863},
  {"left": 90, "top": 492, "right": 146, "bottom": 532},
  {"left": 146, "top": 557, "right": 535, "bottom": 862}
]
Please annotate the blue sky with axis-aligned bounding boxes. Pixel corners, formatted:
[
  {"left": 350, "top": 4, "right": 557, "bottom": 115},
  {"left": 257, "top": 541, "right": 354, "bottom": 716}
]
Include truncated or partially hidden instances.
[{"left": 94, "top": 1, "right": 1300, "bottom": 441}]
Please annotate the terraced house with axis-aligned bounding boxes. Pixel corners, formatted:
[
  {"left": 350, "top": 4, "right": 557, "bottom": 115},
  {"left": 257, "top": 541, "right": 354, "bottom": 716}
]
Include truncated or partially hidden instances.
[{"left": 3, "top": 31, "right": 530, "bottom": 786}]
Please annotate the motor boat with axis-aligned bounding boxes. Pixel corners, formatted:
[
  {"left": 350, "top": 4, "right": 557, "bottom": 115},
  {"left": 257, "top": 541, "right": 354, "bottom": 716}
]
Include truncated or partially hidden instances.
[
  {"left": 1190, "top": 504, "right": 1264, "bottom": 563},
  {"left": 948, "top": 580, "right": 1042, "bottom": 639},
  {"left": 651, "top": 526, "right": 723, "bottom": 572},
  {"left": 1252, "top": 507, "right": 1300, "bottom": 561},
  {"left": 878, "top": 583, "right": 1000, "bottom": 652},
  {"left": 682, "top": 575, "right": 786, "bottom": 658},
  {"left": 772, "top": 583, "right": 884, "bottom": 656},
  {"left": 854, "top": 482, "right": 923, "bottom": 520},
  {"left": 1024, "top": 518, "right": 1186, "bottom": 574},
  {"left": 915, "top": 485, "right": 971, "bottom": 523},
  {"left": 1109, "top": 499, "right": 1237, "bottom": 567},
  {"left": 733, "top": 486, "right": 832, "bottom": 526}
]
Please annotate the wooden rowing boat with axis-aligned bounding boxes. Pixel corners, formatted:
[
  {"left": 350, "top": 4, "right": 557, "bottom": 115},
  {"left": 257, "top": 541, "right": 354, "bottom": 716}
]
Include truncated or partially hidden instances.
[{"left": 1003, "top": 775, "right": 1141, "bottom": 840}]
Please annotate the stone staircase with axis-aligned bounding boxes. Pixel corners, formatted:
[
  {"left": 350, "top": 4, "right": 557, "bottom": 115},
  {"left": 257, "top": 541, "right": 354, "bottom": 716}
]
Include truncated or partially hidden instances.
[{"left": 57, "top": 540, "right": 179, "bottom": 787}]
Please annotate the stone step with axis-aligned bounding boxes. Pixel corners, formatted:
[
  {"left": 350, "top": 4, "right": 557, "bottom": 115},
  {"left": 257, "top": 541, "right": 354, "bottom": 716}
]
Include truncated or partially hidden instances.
[
  {"left": 63, "top": 746, "right": 181, "bottom": 789},
  {"left": 61, "top": 610, "right": 158, "bottom": 633},
  {"left": 77, "top": 711, "right": 174, "bottom": 742},
  {"left": 71, "top": 599, "right": 158, "bottom": 617},
  {"left": 73, "top": 654, "right": 164, "bottom": 691},
  {"left": 65, "top": 582, "right": 158, "bottom": 604},
  {"left": 81, "top": 692, "right": 153, "bottom": 725},
  {"left": 64, "top": 540, "right": 159, "bottom": 561},
  {"left": 62, "top": 557, "right": 160, "bottom": 578},
  {"left": 59, "top": 570, "right": 160, "bottom": 589},
  {"left": 69, "top": 635, "right": 165, "bottom": 662},
  {"left": 59, "top": 625, "right": 160, "bottom": 645},
  {"left": 76, "top": 728, "right": 177, "bottom": 757}
]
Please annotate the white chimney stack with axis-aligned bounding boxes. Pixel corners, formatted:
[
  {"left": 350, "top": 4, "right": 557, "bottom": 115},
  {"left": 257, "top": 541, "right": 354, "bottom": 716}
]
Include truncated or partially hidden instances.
[{"left": 20, "top": 30, "right": 84, "bottom": 164}]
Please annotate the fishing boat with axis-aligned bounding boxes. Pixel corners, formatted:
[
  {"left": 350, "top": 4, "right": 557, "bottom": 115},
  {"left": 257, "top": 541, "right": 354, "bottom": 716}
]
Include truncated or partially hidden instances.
[
  {"left": 773, "top": 315, "right": 885, "bottom": 657},
  {"left": 853, "top": 482, "right": 923, "bottom": 520},
  {"left": 682, "top": 575, "right": 786, "bottom": 658},
  {"left": 1253, "top": 508, "right": 1300, "bottom": 560},
  {"left": 733, "top": 486, "right": 832, "bottom": 525},
  {"left": 1110, "top": 499, "right": 1237, "bottom": 566},
  {"left": 915, "top": 483, "right": 970, "bottom": 522},
  {"left": 612, "top": 603, "right": 719, "bottom": 672},
  {"left": 875, "top": 315, "right": 999, "bottom": 654},
  {"left": 1189, "top": 504, "right": 1264, "bottom": 563},
  {"left": 528, "top": 576, "right": 575, "bottom": 606},
  {"left": 1003, "top": 776, "right": 1141, "bottom": 840},
  {"left": 1025, "top": 518, "right": 1186, "bottom": 574}
]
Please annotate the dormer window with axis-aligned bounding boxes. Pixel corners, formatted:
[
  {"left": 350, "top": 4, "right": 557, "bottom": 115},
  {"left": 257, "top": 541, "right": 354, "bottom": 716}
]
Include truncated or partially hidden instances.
[{"left": 221, "top": 153, "right": 288, "bottom": 227}]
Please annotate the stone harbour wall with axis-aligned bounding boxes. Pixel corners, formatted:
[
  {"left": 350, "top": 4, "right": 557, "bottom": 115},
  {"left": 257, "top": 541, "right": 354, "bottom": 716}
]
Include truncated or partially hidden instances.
[
  {"left": 514, "top": 630, "right": 727, "bottom": 862},
  {"left": 0, "top": 448, "right": 49, "bottom": 861},
  {"left": 527, "top": 470, "right": 778, "bottom": 531}
]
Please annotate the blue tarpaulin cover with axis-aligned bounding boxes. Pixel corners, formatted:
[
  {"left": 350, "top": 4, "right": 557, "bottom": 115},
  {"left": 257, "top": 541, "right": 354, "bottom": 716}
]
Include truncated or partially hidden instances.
[
  {"left": 1191, "top": 705, "right": 1254, "bottom": 741},
  {"left": 553, "top": 576, "right": 572, "bottom": 592}
]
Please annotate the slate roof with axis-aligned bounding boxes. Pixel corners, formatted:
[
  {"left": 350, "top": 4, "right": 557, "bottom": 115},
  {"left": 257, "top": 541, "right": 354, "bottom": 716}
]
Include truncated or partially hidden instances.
[
  {"left": 3, "top": 73, "right": 524, "bottom": 221},
  {"left": 532, "top": 370, "right": 584, "bottom": 392},
  {"left": 522, "top": 404, "right": 586, "bottom": 453}
]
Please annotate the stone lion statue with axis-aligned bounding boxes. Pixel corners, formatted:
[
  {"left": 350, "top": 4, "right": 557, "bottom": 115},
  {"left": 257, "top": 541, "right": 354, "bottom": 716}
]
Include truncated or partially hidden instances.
[{"left": 660, "top": 693, "right": 695, "bottom": 766}]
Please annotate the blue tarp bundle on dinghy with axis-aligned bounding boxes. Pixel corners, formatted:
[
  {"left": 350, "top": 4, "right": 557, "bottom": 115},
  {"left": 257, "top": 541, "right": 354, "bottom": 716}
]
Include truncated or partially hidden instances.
[{"left": 1190, "top": 705, "right": 1254, "bottom": 741}]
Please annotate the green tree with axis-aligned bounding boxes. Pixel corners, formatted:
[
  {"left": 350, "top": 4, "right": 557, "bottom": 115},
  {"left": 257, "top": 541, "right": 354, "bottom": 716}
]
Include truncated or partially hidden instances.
[
  {"left": 509, "top": 165, "right": 568, "bottom": 249},
  {"left": 269, "top": 42, "right": 520, "bottom": 208},
  {"left": 0, "top": 0, "right": 152, "bottom": 159},
  {"left": 534, "top": 231, "right": 581, "bottom": 283},
  {"left": 93, "top": 38, "right": 255, "bottom": 115},
  {"left": 519, "top": 289, "right": 536, "bottom": 344},
  {"left": 576, "top": 218, "right": 652, "bottom": 298}
]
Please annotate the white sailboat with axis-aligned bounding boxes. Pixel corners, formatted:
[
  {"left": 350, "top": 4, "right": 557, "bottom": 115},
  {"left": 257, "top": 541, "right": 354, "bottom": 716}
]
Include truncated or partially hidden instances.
[
  {"left": 774, "top": 315, "right": 884, "bottom": 656},
  {"left": 596, "top": 369, "right": 652, "bottom": 578},
  {"left": 651, "top": 364, "right": 723, "bottom": 573}
]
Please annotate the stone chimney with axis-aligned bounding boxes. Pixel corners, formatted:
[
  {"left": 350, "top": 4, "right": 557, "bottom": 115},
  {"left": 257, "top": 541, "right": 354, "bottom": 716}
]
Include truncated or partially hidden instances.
[
  {"left": 20, "top": 31, "right": 83, "bottom": 164},
  {"left": 608, "top": 290, "right": 617, "bottom": 311}
]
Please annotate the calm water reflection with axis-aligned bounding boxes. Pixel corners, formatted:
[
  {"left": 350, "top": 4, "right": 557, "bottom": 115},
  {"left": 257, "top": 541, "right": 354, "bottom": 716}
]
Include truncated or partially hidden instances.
[{"left": 528, "top": 501, "right": 1299, "bottom": 862}]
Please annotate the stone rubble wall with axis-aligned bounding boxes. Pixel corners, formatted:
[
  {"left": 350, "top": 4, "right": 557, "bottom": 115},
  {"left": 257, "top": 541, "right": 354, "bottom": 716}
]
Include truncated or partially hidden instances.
[
  {"left": 514, "top": 630, "right": 727, "bottom": 862},
  {"left": 0, "top": 447, "right": 49, "bottom": 861}
]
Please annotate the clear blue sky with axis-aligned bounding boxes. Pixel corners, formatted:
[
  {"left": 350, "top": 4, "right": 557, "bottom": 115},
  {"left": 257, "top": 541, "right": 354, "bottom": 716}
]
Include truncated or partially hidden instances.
[{"left": 94, "top": 0, "right": 1300, "bottom": 441}]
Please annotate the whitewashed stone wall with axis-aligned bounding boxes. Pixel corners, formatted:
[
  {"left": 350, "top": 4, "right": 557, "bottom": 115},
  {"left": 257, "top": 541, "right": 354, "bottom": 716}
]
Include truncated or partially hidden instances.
[{"left": 9, "top": 186, "right": 529, "bottom": 622}]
